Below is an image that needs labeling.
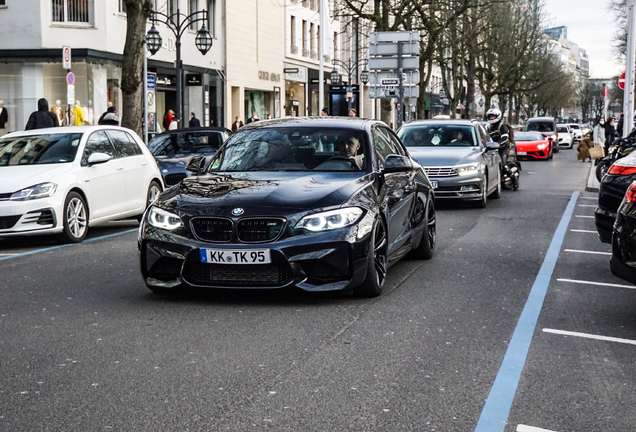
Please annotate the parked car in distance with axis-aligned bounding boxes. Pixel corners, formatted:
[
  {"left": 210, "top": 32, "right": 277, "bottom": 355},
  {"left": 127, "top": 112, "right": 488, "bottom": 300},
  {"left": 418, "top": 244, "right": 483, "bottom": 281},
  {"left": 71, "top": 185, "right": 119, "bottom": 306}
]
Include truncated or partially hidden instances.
[
  {"left": 397, "top": 119, "right": 502, "bottom": 208},
  {"left": 595, "top": 154, "right": 636, "bottom": 243},
  {"left": 148, "top": 127, "right": 231, "bottom": 187},
  {"left": 556, "top": 125, "right": 574, "bottom": 149},
  {"left": 566, "top": 123, "right": 583, "bottom": 142},
  {"left": 525, "top": 117, "right": 558, "bottom": 153},
  {"left": 0, "top": 126, "right": 163, "bottom": 243},
  {"left": 515, "top": 131, "right": 554, "bottom": 159},
  {"left": 610, "top": 180, "right": 636, "bottom": 284},
  {"left": 139, "top": 118, "right": 436, "bottom": 297}
]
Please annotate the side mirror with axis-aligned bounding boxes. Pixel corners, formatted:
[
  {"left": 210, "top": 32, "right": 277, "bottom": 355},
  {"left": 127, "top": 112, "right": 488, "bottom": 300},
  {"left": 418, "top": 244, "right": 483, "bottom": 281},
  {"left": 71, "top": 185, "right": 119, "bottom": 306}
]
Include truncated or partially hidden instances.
[
  {"left": 485, "top": 141, "right": 500, "bottom": 150},
  {"left": 383, "top": 155, "right": 413, "bottom": 173},
  {"left": 185, "top": 155, "right": 206, "bottom": 174},
  {"left": 87, "top": 152, "right": 111, "bottom": 166}
]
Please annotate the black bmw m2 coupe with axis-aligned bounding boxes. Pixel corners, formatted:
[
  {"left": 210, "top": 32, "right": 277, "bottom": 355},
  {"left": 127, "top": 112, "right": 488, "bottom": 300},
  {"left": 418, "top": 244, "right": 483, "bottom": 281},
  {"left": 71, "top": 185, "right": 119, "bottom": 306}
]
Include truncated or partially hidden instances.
[{"left": 139, "top": 118, "right": 436, "bottom": 297}]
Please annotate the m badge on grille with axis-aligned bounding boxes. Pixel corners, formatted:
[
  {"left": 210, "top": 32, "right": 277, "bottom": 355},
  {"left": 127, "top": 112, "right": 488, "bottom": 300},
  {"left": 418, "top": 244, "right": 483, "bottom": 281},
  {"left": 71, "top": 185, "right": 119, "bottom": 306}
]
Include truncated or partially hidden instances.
[{"left": 231, "top": 208, "right": 245, "bottom": 216}]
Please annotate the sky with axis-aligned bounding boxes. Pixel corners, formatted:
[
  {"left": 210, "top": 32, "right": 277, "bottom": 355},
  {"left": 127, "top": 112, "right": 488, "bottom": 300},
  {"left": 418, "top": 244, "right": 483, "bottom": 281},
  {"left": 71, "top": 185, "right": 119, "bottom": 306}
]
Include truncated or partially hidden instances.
[{"left": 543, "top": 0, "right": 623, "bottom": 78}]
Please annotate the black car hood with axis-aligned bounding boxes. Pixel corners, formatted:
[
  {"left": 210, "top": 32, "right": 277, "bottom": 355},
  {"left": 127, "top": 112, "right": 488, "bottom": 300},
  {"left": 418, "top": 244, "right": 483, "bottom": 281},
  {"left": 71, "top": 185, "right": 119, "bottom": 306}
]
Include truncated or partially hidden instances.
[{"left": 157, "top": 171, "right": 371, "bottom": 216}]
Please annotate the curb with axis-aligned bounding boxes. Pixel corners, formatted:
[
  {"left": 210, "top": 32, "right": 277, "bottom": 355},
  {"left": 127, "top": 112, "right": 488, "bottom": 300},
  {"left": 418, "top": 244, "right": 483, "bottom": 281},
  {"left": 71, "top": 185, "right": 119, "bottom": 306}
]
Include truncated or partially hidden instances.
[{"left": 586, "top": 162, "right": 599, "bottom": 193}]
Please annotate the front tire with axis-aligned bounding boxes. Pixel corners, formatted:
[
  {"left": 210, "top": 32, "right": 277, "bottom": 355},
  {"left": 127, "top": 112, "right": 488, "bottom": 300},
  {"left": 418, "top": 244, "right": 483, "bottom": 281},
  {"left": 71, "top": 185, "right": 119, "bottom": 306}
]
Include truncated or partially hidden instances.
[
  {"left": 58, "top": 192, "right": 88, "bottom": 243},
  {"left": 473, "top": 179, "right": 488, "bottom": 208},
  {"left": 138, "top": 180, "right": 163, "bottom": 221},
  {"left": 596, "top": 160, "right": 610, "bottom": 182},
  {"left": 490, "top": 169, "right": 502, "bottom": 199},
  {"left": 354, "top": 218, "right": 388, "bottom": 297}
]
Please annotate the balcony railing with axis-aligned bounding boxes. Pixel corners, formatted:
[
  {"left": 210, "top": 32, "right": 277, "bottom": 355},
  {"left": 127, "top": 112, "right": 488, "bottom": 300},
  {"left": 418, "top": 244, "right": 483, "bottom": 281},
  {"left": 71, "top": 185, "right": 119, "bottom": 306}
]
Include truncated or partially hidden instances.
[
  {"left": 302, "top": 48, "right": 309, "bottom": 57},
  {"left": 291, "top": 45, "right": 298, "bottom": 54}
]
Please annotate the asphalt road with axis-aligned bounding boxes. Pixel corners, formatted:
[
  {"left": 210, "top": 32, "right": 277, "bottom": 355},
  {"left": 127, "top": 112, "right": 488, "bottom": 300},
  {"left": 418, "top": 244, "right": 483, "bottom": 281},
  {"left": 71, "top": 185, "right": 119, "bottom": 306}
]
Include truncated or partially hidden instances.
[{"left": 1, "top": 150, "right": 634, "bottom": 432}]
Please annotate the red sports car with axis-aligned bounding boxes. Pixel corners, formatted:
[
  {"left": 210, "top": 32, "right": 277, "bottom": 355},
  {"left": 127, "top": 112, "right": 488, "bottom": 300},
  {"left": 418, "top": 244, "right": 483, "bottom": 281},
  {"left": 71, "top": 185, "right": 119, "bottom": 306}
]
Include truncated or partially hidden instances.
[{"left": 514, "top": 131, "right": 553, "bottom": 160}]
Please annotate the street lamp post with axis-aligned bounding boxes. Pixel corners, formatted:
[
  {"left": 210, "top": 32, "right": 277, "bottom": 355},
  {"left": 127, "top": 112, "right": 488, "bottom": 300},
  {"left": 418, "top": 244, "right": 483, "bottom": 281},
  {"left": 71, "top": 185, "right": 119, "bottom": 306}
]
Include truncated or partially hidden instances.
[
  {"left": 145, "top": 9, "right": 213, "bottom": 129},
  {"left": 330, "top": 58, "right": 369, "bottom": 114}
]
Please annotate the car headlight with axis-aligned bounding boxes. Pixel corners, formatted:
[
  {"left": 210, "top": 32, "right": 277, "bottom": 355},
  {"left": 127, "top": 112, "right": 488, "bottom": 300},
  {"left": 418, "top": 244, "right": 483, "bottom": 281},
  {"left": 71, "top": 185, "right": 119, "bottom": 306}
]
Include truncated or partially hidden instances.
[
  {"left": 296, "top": 207, "right": 364, "bottom": 232},
  {"left": 537, "top": 143, "right": 548, "bottom": 150},
  {"left": 551, "top": 134, "right": 557, "bottom": 140},
  {"left": 454, "top": 163, "right": 480, "bottom": 176},
  {"left": 147, "top": 206, "right": 183, "bottom": 230},
  {"left": 10, "top": 182, "right": 57, "bottom": 201}
]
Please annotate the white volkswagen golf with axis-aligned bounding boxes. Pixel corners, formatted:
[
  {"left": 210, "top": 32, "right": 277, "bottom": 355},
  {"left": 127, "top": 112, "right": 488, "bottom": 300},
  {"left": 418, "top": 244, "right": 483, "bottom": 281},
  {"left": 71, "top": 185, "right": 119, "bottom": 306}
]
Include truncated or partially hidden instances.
[{"left": 0, "top": 126, "right": 163, "bottom": 242}]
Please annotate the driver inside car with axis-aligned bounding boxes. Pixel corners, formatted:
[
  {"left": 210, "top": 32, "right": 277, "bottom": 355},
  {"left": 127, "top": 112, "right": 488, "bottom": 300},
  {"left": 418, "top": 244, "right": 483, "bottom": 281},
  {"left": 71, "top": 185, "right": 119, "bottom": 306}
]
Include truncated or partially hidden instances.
[{"left": 338, "top": 134, "right": 364, "bottom": 169}]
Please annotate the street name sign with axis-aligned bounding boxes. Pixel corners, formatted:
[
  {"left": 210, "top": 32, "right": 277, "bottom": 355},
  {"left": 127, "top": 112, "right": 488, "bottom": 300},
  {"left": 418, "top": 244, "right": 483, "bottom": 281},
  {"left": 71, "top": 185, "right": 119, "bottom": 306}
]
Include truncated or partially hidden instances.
[{"left": 370, "top": 71, "right": 420, "bottom": 86}]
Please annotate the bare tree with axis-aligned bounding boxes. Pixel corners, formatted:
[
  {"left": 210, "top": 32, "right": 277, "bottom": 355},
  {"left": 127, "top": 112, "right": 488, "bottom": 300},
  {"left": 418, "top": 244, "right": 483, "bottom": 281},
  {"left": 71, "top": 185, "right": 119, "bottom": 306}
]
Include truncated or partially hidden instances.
[{"left": 121, "top": 0, "right": 153, "bottom": 138}]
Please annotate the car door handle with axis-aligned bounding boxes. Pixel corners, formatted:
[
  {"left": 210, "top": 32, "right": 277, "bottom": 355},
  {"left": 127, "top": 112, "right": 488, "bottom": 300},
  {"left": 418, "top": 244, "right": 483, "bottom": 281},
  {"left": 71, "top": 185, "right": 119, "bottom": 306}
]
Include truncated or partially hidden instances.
[
  {"left": 141, "top": 162, "right": 147, "bottom": 166},
  {"left": 116, "top": 167, "right": 124, "bottom": 171}
]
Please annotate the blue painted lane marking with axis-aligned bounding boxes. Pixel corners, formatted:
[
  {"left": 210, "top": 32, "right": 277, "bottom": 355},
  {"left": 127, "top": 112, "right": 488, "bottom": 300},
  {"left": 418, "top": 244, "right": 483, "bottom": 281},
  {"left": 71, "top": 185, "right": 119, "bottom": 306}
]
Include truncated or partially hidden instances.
[
  {"left": 474, "top": 191, "right": 579, "bottom": 432},
  {"left": 0, "top": 229, "right": 138, "bottom": 262}
]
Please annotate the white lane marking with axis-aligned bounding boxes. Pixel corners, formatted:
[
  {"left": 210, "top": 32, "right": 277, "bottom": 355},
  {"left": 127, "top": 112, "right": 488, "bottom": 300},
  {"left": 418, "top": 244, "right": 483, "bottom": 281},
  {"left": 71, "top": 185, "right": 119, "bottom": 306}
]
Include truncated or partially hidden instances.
[
  {"left": 517, "top": 425, "right": 559, "bottom": 432},
  {"left": 543, "top": 328, "right": 636, "bottom": 346},
  {"left": 557, "top": 278, "right": 636, "bottom": 290},
  {"left": 564, "top": 249, "right": 612, "bottom": 256},
  {"left": 569, "top": 229, "right": 597, "bottom": 233},
  {"left": 578, "top": 205, "right": 597, "bottom": 207},
  {"left": 580, "top": 197, "right": 597, "bottom": 200},
  {"left": 574, "top": 215, "right": 594, "bottom": 218},
  {"left": 0, "top": 253, "right": 16, "bottom": 256}
]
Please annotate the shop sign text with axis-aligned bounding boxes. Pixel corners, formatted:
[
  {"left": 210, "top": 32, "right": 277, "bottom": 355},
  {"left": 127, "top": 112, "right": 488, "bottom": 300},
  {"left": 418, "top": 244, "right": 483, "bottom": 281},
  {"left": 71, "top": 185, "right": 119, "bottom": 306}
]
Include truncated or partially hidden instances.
[{"left": 258, "top": 71, "right": 281, "bottom": 82}]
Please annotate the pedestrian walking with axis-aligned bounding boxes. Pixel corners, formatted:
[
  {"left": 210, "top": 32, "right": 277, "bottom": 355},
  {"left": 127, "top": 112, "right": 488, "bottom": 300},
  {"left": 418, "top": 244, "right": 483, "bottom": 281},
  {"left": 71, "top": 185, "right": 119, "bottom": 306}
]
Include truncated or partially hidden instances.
[
  {"left": 593, "top": 118, "right": 606, "bottom": 148},
  {"left": 98, "top": 106, "right": 119, "bottom": 126},
  {"left": 577, "top": 136, "right": 595, "bottom": 162},
  {"left": 163, "top": 110, "right": 175, "bottom": 131},
  {"left": 189, "top": 112, "right": 201, "bottom": 128},
  {"left": 25, "top": 98, "right": 59, "bottom": 130},
  {"left": 231, "top": 116, "right": 244, "bottom": 132},
  {"left": 246, "top": 112, "right": 259, "bottom": 124}
]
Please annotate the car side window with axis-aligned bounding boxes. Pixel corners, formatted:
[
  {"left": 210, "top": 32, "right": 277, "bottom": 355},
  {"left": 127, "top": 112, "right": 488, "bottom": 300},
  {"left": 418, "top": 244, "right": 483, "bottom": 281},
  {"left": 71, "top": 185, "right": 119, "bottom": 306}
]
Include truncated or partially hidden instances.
[
  {"left": 82, "top": 131, "right": 116, "bottom": 166},
  {"left": 107, "top": 130, "right": 143, "bottom": 157},
  {"left": 380, "top": 127, "right": 406, "bottom": 156},
  {"left": 373, "top": 127, "right": 395, "bottom": 168}
]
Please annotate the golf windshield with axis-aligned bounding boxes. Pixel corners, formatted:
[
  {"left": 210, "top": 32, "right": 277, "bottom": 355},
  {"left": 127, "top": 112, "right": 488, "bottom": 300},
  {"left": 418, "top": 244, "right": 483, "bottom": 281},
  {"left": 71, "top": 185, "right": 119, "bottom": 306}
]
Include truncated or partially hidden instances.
[
  {"left": 0, "top": 134, "right": 82, "bottom": 166},
  {"left": 398, "top": 125, "right": 478, "bottom": 147},
  {"left": 208, "top": 127, "right": 368, "bottom": 172}
]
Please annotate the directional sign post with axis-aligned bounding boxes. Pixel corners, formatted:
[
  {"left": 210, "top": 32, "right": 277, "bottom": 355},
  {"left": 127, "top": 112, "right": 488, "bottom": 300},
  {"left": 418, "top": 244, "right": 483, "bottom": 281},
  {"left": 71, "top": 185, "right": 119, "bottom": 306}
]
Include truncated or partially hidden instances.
[{"left": 368, "top": 31, "right": 420, "bottom": 129}]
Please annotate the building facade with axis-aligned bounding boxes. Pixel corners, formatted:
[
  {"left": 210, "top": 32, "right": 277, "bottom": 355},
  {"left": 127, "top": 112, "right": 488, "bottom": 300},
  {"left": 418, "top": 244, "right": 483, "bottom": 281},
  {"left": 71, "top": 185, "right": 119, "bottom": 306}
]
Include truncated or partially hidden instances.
[{"left": 0, "top": 0, "right": 225, "bottom": 133}]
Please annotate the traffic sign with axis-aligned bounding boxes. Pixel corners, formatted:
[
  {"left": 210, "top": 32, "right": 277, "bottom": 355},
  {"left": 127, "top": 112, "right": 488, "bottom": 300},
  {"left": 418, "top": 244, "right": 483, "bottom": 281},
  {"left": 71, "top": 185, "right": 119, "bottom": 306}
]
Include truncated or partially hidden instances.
[
  {"left": 66, "top": 84, "right": 75, "bottom": 106},
  {"left": 147, "top": 74, "right": 156, "bottom": 89},
  {"left": 369, "top": 85, "right": 419, "bottom": 99},
  {"left": 66, "top": 72, "right": 75, "bottom": 85},
  {"left": 619, "top": 72, "right": 626, "bottom": 90},
  {"left": 381, "top": 78, "right": 399, "bottom": 86},
  {"left": 370, "top": 71, "right": 420, "bottom": 86},
  {"left": 368, "top": 56, "right": 419, "bottom": 71},
  {"left": 369, "top": 41, "right": 419, "bottom": 56},
  {"left": 369, "top": 31, "right": 419, "bottom": 43},
  {"left": 63, "top": 46, "right": 71, "bottom": 70}
]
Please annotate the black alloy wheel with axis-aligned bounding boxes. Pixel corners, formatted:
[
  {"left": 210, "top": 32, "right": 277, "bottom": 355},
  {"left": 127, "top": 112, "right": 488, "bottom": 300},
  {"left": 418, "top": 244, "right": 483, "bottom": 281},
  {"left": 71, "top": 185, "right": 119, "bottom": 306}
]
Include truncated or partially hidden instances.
[
  {"left": 355, "top": 218, "right": 388, "bottom": 297},
  {"left": 411, "top": 198, "right": 436, "bottom": 260},
  {"left": 596, "top": 160, "right": 610, "bottom": 182}
]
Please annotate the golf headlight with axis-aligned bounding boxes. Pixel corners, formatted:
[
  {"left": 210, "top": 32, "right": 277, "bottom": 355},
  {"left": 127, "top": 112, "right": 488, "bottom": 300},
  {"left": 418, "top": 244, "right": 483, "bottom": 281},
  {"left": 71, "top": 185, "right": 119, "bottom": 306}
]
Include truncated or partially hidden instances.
[
  {"left": 10, "top": 182, "right": 57, "bottom": 201},
  {"left": 454, "top": 163, "right": 480, "bottom": 176},
  {"left": 296, "top": 207, "right": 364, "bottom": 232},
  {"left": 147, "top": 206, "right": 183, "bottom": 230}
]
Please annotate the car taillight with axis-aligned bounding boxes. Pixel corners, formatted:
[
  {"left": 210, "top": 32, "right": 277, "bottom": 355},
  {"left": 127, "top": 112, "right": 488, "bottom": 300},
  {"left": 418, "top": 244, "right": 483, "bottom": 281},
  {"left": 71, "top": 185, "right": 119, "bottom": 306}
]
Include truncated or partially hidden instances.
[
  {"left": 608, "top": 164, "right": 636, "bottom": 175},
  {"left": 627, "top": 182, "right": 636, "bottom": 202}
]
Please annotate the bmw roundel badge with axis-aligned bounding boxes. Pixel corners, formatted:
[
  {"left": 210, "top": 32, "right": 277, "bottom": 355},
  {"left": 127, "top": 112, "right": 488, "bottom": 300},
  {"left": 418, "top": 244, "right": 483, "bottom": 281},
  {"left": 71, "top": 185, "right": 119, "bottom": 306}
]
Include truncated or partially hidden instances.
[{"left": 232, "top": 208, "right": 245, "bottom": 216}]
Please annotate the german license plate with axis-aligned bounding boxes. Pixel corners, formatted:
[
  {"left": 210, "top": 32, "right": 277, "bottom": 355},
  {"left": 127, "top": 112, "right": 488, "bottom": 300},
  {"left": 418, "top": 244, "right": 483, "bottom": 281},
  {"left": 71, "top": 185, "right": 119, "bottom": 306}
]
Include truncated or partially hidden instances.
[
  {"left": 517, "top": 151, "right": 527, "bottom": 155},
  {"left": 431, "top": 180, "right": 439, "bottom": 189},
  {"left": 200, "top": 249, "right": 271, "bottom": 264}
]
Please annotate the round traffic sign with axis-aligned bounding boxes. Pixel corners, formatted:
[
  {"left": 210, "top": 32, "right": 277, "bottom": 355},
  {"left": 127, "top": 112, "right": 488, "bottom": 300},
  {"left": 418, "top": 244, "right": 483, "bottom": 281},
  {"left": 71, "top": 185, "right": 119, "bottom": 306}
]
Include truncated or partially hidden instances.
[
  {"left": 619, "top": 72, "right": 626, "bottom": 90},
  {"left": 66, "top": 72, "right": 75, "bottom": 86}
]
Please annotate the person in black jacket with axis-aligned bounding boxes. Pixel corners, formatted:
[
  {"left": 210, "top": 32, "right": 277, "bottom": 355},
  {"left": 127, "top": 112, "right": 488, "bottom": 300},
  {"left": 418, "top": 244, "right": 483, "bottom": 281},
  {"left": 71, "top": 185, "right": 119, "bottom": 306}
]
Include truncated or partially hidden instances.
[
  {"left": 604, "top": 117, "right": 617, "bottom": 153},
  {"left": 98, "top": 106, "right": 119, "bottom": 126},
  {"left": 25, "top": 98, "right": 59, "bottom": 130},
  {"left": 189, "top": 112, "right": 201, "bottom": 128}
]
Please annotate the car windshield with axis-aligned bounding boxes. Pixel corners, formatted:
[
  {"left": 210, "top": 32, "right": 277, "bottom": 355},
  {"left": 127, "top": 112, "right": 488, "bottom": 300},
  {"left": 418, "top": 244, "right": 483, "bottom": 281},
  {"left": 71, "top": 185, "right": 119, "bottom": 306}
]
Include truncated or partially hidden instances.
[
  {"left": 526, "top": 122, "right": 555, "bottom": 132},
  {"left": 0, "top": 133, "right": 82, "bottom": 166},
  {"left": 515, "top": 132, "right": 544, "bottom": 141},
  {"left": 398, "top": 125, "right": 477, "bottom": 147},
  {"left": 569, "top": 125, "right": 580, "bottom": 129},
  {"left": 557, "top": 127, "right": 568, "bottom": 133},
  {"left": 208, "top": 127, "right": 368, "bottom": 172},
  {"left": 148, "top": 131, "right": 226, "bottom": 158}
]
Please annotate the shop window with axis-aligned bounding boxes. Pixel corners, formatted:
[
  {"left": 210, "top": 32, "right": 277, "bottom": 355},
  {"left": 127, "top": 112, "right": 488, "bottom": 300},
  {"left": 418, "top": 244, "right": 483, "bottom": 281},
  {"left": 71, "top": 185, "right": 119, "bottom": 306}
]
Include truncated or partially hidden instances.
[{"left": 52, "top": 0, "right": 92, "bottom": 24}]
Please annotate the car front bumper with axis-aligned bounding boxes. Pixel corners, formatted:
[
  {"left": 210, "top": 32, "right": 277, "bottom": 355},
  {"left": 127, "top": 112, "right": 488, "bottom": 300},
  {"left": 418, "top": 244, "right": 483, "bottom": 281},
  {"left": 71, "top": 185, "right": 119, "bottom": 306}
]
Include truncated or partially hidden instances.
[
  {"left": 517, "top": 147, "right": 550, "bottom": 159},
  {"left": 428, "top": 174, "right": 485, "bottom": 201},
  {"left": 0, "top": 196, "right": 63, "bottom": 237},
  {"left": 139, "top": 212, "right": 376, "bottom": 292}
]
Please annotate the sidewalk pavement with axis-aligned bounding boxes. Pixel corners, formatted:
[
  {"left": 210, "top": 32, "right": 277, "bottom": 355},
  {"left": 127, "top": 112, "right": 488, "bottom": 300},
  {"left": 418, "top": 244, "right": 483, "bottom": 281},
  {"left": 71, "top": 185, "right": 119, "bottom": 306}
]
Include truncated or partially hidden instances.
[{"left": 586, "top": 162, "right": 600, "bottom": 193}]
